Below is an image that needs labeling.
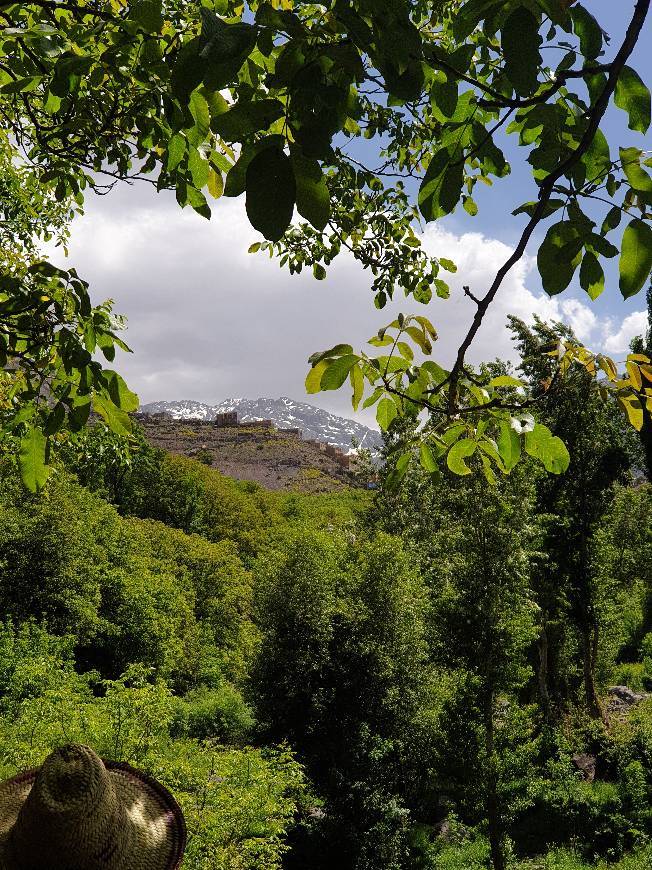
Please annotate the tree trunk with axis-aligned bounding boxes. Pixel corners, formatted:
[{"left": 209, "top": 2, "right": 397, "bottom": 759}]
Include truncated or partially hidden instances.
[
  {"left": 484, "top": 690, "right": 506, "bottom": 870},
  {"left": 582, "top": 624, "right": 603, "bottom": 721},
  {"left": 537, "top": 623, "right": 551, "bottom": 720}
]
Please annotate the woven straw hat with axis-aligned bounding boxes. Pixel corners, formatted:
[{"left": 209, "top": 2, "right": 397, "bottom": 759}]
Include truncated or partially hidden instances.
[{"left": 0, "top": 744, "right": 186, "bottom": 869}]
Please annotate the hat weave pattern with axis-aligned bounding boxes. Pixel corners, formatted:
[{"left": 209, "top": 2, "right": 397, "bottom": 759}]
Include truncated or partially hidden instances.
[{"left": 0, "top": 745, "right": 185, "bottom": 870}]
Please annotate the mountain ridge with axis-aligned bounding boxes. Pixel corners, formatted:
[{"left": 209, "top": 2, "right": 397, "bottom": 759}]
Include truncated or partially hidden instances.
[{"left": 139, "top": 396, "right": 382, "bottom": 453}]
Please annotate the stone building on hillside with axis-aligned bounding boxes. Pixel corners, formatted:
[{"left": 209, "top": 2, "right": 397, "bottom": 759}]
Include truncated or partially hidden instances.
[{"left": 215, "top": 411, "right": 238, "bottom": 428}]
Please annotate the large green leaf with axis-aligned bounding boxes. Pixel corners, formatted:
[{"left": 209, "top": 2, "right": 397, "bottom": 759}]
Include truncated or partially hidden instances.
[
  {"left": 619, "top": 218, "right": 652, "bottom": 299},
  {"left": 620, "top": 147, "right": 652, "bottom": 205},
  {"left": 447, "top": 437, "right": 476, "bottom": 475},
  {"left": 430, "top": 73, "right": 458, "bottom": 120},
  {"left": 167, "top": 134, "right": 186, "bottom": 172},
  {"left": 581, "top": 129, "right": 610, "bottom": 185},
  {"left": 376, "top": 397, "right": 398, "bottom": 430},
  {"left": 292, "top": 154, "right": 330, "bottom": 231},
  {"left": 305, "top": 360, "right": 330, "bottom": 394},
  {"left": 199, "top": 12, "right": 257, "bottom": 91},
  {"left": 320, "top": 355, "right": 359, "bottom": 390},
  {"left": 420, "top": 442, "right": 439, "bottom": 473},
  {"left": 525, "top": 424, "right": 570, "bottom": 474},
  {"left": 502, "top": 6, "right": 542, "bottom": 96},
  {"left": 571, "top": 4, "right": 603, "bottom": 61},
  {"left": 101, "top": 371, "right": 139, "bottom": 412},
  {"left": 245, "top": 147, "right": 296, "bottom": 241},
  {"left": 92, "top": 396, "right": 132, "bottom": 435},
  {"left": 418, "top": 149, "right": 463, "bottom": 221},
  {"left": 188, "top": 147, "right": 209, "bottom": 189},
  {"left": 497, "top": 421, "right": 521, "bottom": 472},
  {"left": 212, "top": 100, "right": 285, "bottom": 142},
  {"left": 579, "top": 251, "right": 605, "bottom": 300},
  {"left": 18, "top": 427, "right": 50, "bottom": 493},
  {"left": 537, "top": 221, "right": 582, "bottom": 296},
  {"left": 130, "top": 0, "right": 163, "bottom": 32},
  {"left": 350, "top": 365, "right": 364, "bottom": 411},
  {"left": 224, "top": 135, "right": 285, "bottom": 197},
  {"left": 614, "top": 65, "right": 651, "bottom": 134}
]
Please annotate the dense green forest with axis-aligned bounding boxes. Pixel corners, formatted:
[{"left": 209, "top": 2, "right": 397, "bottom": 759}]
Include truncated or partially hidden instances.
[{"left": 0, "top": 316, "right": 651, "bottom": 869}]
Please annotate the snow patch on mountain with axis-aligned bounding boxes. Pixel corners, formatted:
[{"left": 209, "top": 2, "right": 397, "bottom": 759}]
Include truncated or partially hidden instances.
[{"left": 139, "top": 397, "right": 383, "bottom": 453}]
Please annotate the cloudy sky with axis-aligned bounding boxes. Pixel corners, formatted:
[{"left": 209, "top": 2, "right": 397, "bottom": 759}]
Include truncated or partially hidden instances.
[{"left": 49, "top": 3, "right": 651, "bottom": 429}]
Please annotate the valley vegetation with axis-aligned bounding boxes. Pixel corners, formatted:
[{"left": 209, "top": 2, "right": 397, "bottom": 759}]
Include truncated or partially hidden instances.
[{"left": 0, "top": 309, "right": 652, "bottom": 869}]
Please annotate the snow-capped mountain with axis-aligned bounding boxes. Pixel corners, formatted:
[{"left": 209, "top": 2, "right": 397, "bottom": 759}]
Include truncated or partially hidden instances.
[{"left": 139, "top": 397, "right": 383, "bottom": 453}]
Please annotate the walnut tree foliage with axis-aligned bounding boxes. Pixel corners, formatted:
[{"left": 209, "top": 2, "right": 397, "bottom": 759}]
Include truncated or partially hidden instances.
[{"left": 1, "top": 0, "right": 652, "bottom": 487}]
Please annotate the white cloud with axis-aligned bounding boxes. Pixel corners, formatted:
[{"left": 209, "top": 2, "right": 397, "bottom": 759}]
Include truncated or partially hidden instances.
[
  {"left": 602, "top": 310, "right": 648, "bottom": 354},
  {"left": 558, "top": 299, "right": 598, "bottom": 343},
  {"left": 49, "top": 187, "right": 614, "bottom": 428}
]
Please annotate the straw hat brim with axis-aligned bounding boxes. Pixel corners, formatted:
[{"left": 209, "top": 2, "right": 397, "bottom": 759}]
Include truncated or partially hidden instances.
[{"left": 0, "top": 760, "right": 186, "bottom": 870}]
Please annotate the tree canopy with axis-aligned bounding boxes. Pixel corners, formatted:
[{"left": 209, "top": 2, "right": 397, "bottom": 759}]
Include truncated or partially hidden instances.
[{"left": 1, "top": 0, "right": 652, "bottom": 487}]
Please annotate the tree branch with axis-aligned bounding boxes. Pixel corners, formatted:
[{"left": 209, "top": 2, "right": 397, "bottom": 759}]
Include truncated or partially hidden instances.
[{"left": 445, "top": 0, "right": 651, "bottom": 415}]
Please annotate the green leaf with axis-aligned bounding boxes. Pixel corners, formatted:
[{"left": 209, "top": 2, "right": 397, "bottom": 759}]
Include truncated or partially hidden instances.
[
  {"left": 619, "top": 396, "right": 644, "bottom": 431},
  {"left": 167, "top": 134, "right": 186, "bottom": 172},
  {"left": 601, "top": 206, "right": 622, "bottom": 235},
  {"left": 620, "top": 147, "right": 652, "bottom": 204},
  {"left": 292, "top": 154, "right": 330, "bottom": 231},
  {"left": 246, "top": 147, "right": 296, "bottom": 241},
  {"left": 188, "top": 147, "right": 209, "bottom": 189},
  {"left": 581, "top": 128, "right": 610, "bottom": 184},
  {"left": 614, "top": 65, "right": 651, "bottom": 134},
  {"left": 320, "top": 354, "right": 359, "bottom": 390},
  {"left": 93, "top": 396, "right": 132, "bottom": 435},
  {"left": 512, "top": 199, "right": 564, "bottom": 218},
  {"left": 224, "top": 135, "right": 285, "bottom": 197},
  {"left": 212, "top": 99, "right": 285, "bottom": 141},
  {"left": 385, "top": 452, "right": 411, "bottom": 490},
  {"left": 305, "top": 359, "right": 329, "bottom": 394},
  {"left": 376, "top": 397, "right": 398, "bottom": 430},
  {"left": 207, "top": 167, "right": 224, "bottom": 199},
  {"left": 18, "top": 427, "right": 50, "bottom": 492},
  {"left": 419, "top": 149, "right": 464, "bottom": 221},
  {"left": 44, "top": 403, "right": 66, "bottom": 437},
  {"left": 490, "top": 375, "right": 523, "bottom": 388},
  {"left": 571, "top": 4, "right": 603, "bottom": 61},
  {"left": 101, "top": 371, "right": 139, "bottom": 411},
  {"left": 186, "top": 186, "right": 211, "bottom": 219},
  {"left": 525, "top": 424, "right": 570, "bottom": 474},
  {"left": 189, "top": 90, "right": 210, "bottom": 138},
  {"left": 502, "top": 6, "right": 542, "bottom": 96},
  {"left": 447, "top": 437, "right": 476, "bottom": 475},
  {"left": 579, "top": 251, "right": 605, "bottom": 300},
  {"left": 131, "top": 0, "right": 163, "bottom": 30},
  {"left": 309, "top": 344, "right": 354, "bottom": 365},
  {"left": 350, "top": 364, "right": 364, "bottom": 411},
  {"left": 439, "top": 258, "right": 457, "bottom": 273},
  {"left": 537, "top": 221, "right": 581, "bottom": 296},
  {"left": 430, "top": 74, "right": 458, "bottom": 119},
  {"left": 497, "top": 421, "right": 521, "bottom": 472},
  {"left": 419, "top": 442, "right": 438, "bottom": 473},
  {"left": 362, "top": 387, "right": 383, "bottom": 409},
  {"left": 619, "top": 218, "right": 652, "bottom": 299}
]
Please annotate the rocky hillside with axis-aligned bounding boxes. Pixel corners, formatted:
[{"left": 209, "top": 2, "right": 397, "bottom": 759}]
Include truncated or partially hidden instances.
[
  {"left": 135, "top": 416, "right": 364, "bottom": 493},
  {"left": 140, "top": 396, "right": 382, "bottom": 453}
]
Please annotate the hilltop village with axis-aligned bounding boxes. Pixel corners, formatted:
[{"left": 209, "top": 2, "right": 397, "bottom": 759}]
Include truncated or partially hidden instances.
[{"left": 133, "top": 410, "right": 365, "bottom": 492}]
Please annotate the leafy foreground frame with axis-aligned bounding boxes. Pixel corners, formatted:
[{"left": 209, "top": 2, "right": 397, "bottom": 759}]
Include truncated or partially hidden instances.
[{"left": 1, "top": 0, "right": 652, "bottom": 487}]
